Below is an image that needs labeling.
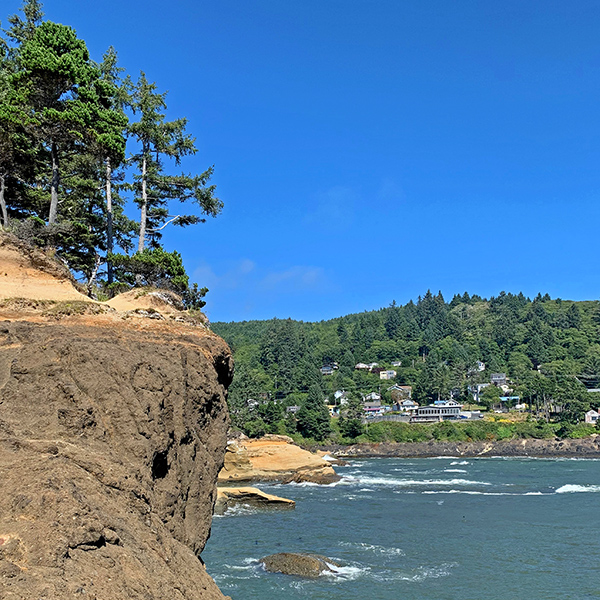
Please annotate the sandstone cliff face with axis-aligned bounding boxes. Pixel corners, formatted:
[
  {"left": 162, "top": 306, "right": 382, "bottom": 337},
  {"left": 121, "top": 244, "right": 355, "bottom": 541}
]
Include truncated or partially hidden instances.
[
  {"left": 0, "top": 237, "right": 234, "bottom": 599},
  {"left": 0, "top": 318, "right": 233, "bottom": 599},
  {"left": 219, "top": 435, "right": 340, "bottom": 484}
]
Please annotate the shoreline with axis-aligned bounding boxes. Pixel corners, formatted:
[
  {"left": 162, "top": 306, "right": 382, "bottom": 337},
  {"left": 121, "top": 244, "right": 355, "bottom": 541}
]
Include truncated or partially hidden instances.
[{"left": 316, "top": 435, "right": 600, "bottom": 459}]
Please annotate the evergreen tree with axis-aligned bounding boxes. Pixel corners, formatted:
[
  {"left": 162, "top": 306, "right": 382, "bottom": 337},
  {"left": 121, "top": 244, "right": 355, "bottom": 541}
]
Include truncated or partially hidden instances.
[
  {"left": 297, "top": 384, "right": 331, "bottom": 440},
  {"left": 128, "top": 72, "right": 222, "bottom": 252}
]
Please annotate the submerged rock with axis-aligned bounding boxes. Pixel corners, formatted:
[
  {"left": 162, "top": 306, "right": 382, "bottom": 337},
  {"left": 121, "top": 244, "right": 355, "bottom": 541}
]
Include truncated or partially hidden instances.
[{"left": 261, "top": 553, "right": 341, "bottom": 578}]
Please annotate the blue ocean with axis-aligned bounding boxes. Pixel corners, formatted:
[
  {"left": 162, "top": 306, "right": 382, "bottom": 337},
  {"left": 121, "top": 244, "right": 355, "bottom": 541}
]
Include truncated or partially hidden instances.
[{"left": 202, "top": 457, "right": 600, "bottom": 600}]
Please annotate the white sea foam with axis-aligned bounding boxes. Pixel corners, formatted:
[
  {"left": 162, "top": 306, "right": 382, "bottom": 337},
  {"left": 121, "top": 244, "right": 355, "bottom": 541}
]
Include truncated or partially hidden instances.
[
  {"left": 322, "top": 562, "right": 369, "bottom": 581},
  {"left": 339, "top": 541, "right": 406, "bottom": 556},
  {"left": 444, "top": 469, "right": 467, "bottom": 473},
  {"left": 372, "top": 562, "right": 458, "bottom": 583},
  {"left": 421, "top": 490, "right": 550, "bottom": 496},
  {"left": 214, "top": 504, "right": 259, "bottom": 517},
  {"left": 450, "top": 460, "right": 470, "bottom": 465},
  {"left": 555, "top": 484, "right": 600, "bottom": 493},
  {"left": 348, "top": 475, "right": 492, "bottom": 487},
  {"left": 322, "top": 454, "right": 337, "bottom": 462}
]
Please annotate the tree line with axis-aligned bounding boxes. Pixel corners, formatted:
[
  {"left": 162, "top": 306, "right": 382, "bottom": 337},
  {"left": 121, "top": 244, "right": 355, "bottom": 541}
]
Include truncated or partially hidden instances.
[
  {"left": 0, "top": 1, "right": 221, "bottom": 303},
  {"left": 213, "top": 291, "right": 600, "bottom": 440}
]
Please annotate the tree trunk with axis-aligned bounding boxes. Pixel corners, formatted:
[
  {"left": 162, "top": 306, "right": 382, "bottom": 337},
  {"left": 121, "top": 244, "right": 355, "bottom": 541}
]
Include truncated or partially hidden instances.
[
  {"left": 0, "top": 174, "right": 7, "bottom": 228},
  {"left": 48, "top": 140, "right": 60, "bottom": 224},
  {"left": 86, "top": 254, "right": 101, "bottom": 299},
  {"left": 105, "top": 157, "right": 114, "bottom": 284},
  {"left": 137, "top": 152, "right": 147, "bottom": 253}
]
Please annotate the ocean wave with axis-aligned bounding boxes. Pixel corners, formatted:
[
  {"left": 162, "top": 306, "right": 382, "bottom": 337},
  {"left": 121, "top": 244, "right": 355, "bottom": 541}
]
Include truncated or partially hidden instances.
[
  {"left": 339, "top": 541, "right": 406, "bottom": 556},
  {"left": 346, "top": 475, "right": 492, "bottom": 487},
  {"left": 421, "top": 490, "right": 549, "bottom": 496},
  {"left": 213, "top": 504, "right": 259, "bottom": 518},
  {"left": 322, "top": 562, "right": 370, "bottom": 581},
  {"left": 444, "top": 469, "right": 467, "bottom": 473},
  {"left": 372, "top": 562, "right": 458, "bottom": 583},
  {"left": 555, "top": 484, "right": 600, "bottom": 493},
  {"left": 450, "top": 460, "right": 470, "bottom": 465}
]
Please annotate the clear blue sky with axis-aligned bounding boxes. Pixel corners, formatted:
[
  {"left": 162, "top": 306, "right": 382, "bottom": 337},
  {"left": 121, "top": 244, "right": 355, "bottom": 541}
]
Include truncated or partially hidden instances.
[{"left": 5, "top": 1, "right": 600, "bottom": 322}]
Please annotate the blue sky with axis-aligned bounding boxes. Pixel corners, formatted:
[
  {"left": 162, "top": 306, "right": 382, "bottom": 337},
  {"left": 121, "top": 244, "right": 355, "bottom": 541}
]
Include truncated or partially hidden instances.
[{"left": 5, "top": 1, "right": 600, "bottom": 322}]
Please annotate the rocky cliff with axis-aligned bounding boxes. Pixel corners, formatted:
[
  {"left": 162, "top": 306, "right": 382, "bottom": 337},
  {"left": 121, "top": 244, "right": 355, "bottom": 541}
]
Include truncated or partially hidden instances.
[{"left": 0, "top": 235, "right": 233, "bottom": 599}]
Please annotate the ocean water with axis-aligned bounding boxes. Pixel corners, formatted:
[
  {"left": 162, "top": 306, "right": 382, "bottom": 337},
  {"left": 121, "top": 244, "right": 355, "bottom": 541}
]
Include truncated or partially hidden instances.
[{"left": 202, "top": 457, "right": 600, "bottom": 600}]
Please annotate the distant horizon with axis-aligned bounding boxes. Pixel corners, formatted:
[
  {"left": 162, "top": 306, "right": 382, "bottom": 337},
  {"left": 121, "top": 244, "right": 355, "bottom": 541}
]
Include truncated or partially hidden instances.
[{"left": 211, "top": 289, "right": 597, "bottom": 324}]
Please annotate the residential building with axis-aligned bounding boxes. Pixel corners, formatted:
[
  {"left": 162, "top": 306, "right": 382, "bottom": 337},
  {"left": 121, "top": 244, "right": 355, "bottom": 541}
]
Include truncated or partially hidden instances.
[
  {"left": 379, "top": 370, "right": 397, "bottom": 380},
  {"left": 355, "top": 363, "right": 370, "bottom": 370},
  {"left": 411, "top": 400, "right": 463, "bottom": 423},
  {"left": 585, "top": 410, "right": 599, "bottom": 425},
  {"left": 469, "top": 383, "right": 490, "bottom": 404},
  {"left": 394, "top": 399, "right": 419, "bottom": 413},
  {"left": 491, "top": 373, "right": 507, "bottom": 386},
  {"left": 364, "top": 391, "right": 381, "bottom": 402},
  {"left": 320, "top": 366, "right": 334, "bottom": 376},
  {"left": 389, "top": 385, "right": 413, "bottom": 402},
  {"left": 286, "top": 405, "right": 300, "bottom": 414},
  {"left": 391, "top": 360, "right": 402, "bottom": 367}
]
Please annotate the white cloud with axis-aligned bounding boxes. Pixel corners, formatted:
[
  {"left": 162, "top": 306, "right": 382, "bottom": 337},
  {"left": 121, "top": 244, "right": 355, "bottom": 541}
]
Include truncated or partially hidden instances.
[{"left": 261, "top": 266, "right": 327, "bottom": 291}]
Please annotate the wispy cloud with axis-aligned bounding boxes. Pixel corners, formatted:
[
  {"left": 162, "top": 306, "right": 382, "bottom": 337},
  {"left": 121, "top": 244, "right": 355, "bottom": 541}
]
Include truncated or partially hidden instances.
[
  {"left": 261, "top": 265, "right": 328, "bottom": 292},
  {"left": 193, "top": 258, "right": 256, "bottom": 290}
]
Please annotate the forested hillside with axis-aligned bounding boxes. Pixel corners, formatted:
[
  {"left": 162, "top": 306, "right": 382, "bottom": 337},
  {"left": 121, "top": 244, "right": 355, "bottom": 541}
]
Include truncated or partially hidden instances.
[
  {"left": 213, "top": 291, "right": 600, "bottom": 438},
  {"left": 0, "top": 1, "right": 219, "bottom": 303}
]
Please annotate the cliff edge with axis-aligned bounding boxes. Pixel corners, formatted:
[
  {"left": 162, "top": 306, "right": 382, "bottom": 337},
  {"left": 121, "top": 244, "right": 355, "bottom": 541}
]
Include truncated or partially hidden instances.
[{"left": 0, "top": 235, "right": 233, "bottom": 599}]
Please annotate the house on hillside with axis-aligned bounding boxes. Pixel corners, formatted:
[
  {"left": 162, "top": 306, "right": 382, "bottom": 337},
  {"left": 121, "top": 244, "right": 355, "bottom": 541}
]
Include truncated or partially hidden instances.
[
  {"left": 334, "top": 390, "right": 349, "bottom": 405},
  {"left": 379, "top": 370, "right": 397, "bottom": 380},
  {"left": 585, "top": 410, "right": 599, "bottom": 425},
  {"left": 394, "top": 399, "right": 419, "bottom": 413},
  {"left": 320, "top": 366, "right": 334, "bottom": 376},
  {"left": 391, "top": 360, "right": 402, "bottom": 367},
  {"left": 491, "top": 373, "right": 507, "bottom": 386},
  {"left": 364, "top": 391, "right": 381, "bottom": 402},
  {"left": 411, "top": 400, "right": 463, "bottom": 423},
  {"left": 355, "top": 363, "right": 370, "bottom": 370},
  {"left": 389, "top": 384, "right": 413, "bottom": 402},
  {"left": 469, "top": 383, "right": 490, "bottom": 404}
]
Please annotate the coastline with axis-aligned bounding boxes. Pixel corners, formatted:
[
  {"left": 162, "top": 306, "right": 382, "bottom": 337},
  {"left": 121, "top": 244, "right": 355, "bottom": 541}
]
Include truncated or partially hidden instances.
[{"left": 317, "top": 435, "right": 600, "bottom": 459}]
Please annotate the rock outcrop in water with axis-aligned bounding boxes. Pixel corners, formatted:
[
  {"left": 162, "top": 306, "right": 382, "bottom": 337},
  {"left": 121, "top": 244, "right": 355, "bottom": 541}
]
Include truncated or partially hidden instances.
[
  {"left": 0, "top": 235, "right": 233, "bottom": 599},
  {"left": 215, "top": 487, "right": 295, "bottom": 514},
  {"left": 260, "top": 553, "right": 341, "bottom": 578},
  {"left": 218, "top": 435, "right": 340, "bottom": 484}
]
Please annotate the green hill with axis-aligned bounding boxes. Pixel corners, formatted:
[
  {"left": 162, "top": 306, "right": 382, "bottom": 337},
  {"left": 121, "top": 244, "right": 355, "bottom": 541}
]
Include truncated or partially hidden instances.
[{"left": 213, "top": 291, "right": 600, "bottom": 440}]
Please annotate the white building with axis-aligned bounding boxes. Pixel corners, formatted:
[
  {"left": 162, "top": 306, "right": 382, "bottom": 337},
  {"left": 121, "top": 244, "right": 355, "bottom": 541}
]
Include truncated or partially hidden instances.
[{"left": 379, "top": 370, "right": 397, "bottom": 380}]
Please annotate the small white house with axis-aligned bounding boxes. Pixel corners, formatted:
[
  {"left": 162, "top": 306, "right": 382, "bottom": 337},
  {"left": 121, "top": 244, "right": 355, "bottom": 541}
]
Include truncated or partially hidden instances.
[
  {"left": 364, "top": 391, "right": 381, "bottom": 402},
  {"left": 391, "top": 360, "right": 402, "bottom": 367},
  {"left": 379, "top": 370, "right": 397, "bottom": 380},
  {"left": 355, "top": 363, "right": 370, "bottom": 370},
  {"left": 585, "top": 410, "right": 599, "bottom": 425}
]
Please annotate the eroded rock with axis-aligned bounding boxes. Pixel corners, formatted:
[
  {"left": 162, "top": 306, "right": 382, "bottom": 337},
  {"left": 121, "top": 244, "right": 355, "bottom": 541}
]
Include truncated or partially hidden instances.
[{"left": 261, "top": 553, "right": 341, "bottom": 578}]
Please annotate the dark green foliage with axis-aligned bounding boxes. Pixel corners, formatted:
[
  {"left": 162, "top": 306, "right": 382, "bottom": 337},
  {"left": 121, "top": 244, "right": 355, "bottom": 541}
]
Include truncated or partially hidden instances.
[
  {"left": 297, "top": 384, "right": 331, "bottom": 441},
  {"left": 215, "top": 293, "right": 600, "bottom": 435},
  {"left": 110, "top": 248, "right": 188, "bottom": 291},
  {"left": 0, "top": 2, "right": 218, "bottom": 305}
]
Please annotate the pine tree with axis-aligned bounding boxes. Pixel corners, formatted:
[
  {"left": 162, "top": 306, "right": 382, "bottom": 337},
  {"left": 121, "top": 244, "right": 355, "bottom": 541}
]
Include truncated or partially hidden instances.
[{"left": 128, "top": 72, "right": 222, "bottom": 252}]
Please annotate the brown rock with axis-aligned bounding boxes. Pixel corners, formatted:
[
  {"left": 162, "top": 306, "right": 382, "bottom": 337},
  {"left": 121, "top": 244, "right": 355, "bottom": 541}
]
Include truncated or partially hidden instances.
[
  {"left": 215, "top": 487, "right": 295, "bottom": 514},
  {"left": 218, "top": 437, "right": 340, "bottom": 484},
  {"left": 0, "top": 238, "right": 234, "bottom": 599},
  {"left": 261, "top": 553, "right": 341, "bottom": 578}
]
